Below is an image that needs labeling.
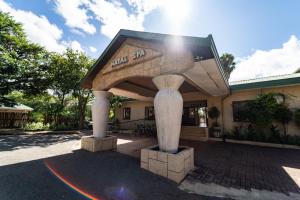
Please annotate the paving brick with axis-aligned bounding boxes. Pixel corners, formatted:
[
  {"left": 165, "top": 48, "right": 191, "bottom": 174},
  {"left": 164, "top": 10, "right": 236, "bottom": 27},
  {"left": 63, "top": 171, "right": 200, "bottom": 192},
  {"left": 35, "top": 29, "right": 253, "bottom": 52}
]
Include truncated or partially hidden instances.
[{"left": 180, "top": 140, "right": 300, "bottom": 195}]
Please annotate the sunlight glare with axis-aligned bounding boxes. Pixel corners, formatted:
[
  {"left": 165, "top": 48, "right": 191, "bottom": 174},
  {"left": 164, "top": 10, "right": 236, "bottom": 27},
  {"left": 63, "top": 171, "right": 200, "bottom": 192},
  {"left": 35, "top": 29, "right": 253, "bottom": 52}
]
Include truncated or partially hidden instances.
[{"left": 162, "top": 0, "right": 190, "bottom": 33}]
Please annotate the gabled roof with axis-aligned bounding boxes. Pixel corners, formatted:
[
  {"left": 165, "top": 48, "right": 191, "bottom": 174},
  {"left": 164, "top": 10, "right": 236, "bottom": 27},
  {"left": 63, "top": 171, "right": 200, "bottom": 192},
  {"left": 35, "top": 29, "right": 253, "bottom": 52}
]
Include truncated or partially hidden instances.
[
  {"left": 0, "top": 97, "right": 33, "bottom": 112},
  {"left": 81, "top": 29, "right": 222, "bottom": 88},
  {"left": 229, "top": 73, "right": 300, "bottom": 91}
]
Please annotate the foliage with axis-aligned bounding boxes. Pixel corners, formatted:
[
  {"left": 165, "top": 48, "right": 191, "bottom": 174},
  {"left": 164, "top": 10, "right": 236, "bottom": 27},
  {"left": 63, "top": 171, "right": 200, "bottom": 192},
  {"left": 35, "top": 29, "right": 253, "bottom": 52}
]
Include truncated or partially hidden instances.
[
  {"left": 1, "top": 12, "right": 111, "bottom": 131},
  {"left": 220, "top": 53, "right": 236, "bottom": 78},
  {"left": 6, "top": 91, "right": 60, "bottom": 123},
  {"left": 49, "top": 49, "right": 94, "bottom": 129},
  {"left": 208, "top": 106, "right": 220, "bottom": 126},
  {"left": 268, "top": 125, "right": 282, "bottom": 144},
  {"left": 25, "top": 122, "right": 50, "bottom": 131},
  {"left": 225, "top": 124, "right": 300, "bottom": 146},
  {"left": 247, "top": 93, "right": 278, "bottom": 131},
  {"left": 109, "top": 95, "right": 127, "bottom": 119},
  {"left": 294, "top": 109, "right": 300, "bottom": 127},
  {"left": 273, "top": 104, "right": 293, "bottom": 136},
  {"left": 0, "top": 12, "right": 51, "bottom": 96}
]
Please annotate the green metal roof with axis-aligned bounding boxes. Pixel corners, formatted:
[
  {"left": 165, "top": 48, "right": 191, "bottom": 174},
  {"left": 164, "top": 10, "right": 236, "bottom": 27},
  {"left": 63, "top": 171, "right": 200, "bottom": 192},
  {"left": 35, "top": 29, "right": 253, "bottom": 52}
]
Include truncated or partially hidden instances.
[
  {"left": 81, "top": 29, "right": 224, "bottom": 88},
  {"left": 229, "top": 73, "right": 300, "bottom": 91}
]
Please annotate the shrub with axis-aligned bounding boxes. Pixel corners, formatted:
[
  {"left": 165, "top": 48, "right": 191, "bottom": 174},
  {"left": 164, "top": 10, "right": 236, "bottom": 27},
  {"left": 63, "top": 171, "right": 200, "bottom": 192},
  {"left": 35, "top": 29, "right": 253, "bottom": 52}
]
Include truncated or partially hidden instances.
[
  {"left": 294, "top": 109, "right": 300, "bottom": 127},
  {"left": 246, "top": 124, "right": 256, "bottom": 141},
  {"left": 268, "top": 125, "right": 282, "bottom": 144},
  {"left": 247, "top": 93, "right": 278, "bottom": 131},
  {"left": 25, "top": 122, "right": 50, "bottom": 131},
  {"left": 274, "top": 104, "right": 292, "bottom": 136},
  {"left": 208, "top": 106, "right": 220, "bottom": 126},
  {"left": 50, "top": 124, "right": 73, "bottom": 131}
]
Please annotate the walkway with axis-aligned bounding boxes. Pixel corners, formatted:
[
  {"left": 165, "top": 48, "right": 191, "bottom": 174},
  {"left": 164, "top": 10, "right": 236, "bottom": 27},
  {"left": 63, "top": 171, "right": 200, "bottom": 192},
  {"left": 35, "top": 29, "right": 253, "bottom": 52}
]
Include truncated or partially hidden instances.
[
  {"left": 0, "top": 133, "right": 221, "bottom": 200},
  {"left": 114, "top": 135, "right": 300, "bottom": 199}
]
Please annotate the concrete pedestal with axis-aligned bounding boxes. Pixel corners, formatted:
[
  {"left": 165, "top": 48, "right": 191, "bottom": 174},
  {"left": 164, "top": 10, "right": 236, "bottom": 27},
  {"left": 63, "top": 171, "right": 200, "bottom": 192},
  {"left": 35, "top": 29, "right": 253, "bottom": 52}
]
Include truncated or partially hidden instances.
[
  {"left": 81, "top": 135, "right": 117, "bottom": 152},
  {"left": 140, "top": 145, "right": 194, "bottom": 183}
]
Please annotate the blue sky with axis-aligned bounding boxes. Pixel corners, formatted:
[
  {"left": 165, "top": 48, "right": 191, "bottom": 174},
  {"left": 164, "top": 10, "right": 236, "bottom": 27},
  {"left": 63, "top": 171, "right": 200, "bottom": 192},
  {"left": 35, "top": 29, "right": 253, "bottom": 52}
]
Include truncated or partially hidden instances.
[{"left": 1, "top": 0, "right": 300, "bottom": 81}]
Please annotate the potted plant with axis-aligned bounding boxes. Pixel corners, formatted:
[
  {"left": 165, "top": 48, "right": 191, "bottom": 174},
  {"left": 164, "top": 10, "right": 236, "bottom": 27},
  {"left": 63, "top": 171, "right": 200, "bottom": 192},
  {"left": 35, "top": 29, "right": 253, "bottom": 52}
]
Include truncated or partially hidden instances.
[{"left": 208, "top": 106, "right": 221, "bottom": 137}]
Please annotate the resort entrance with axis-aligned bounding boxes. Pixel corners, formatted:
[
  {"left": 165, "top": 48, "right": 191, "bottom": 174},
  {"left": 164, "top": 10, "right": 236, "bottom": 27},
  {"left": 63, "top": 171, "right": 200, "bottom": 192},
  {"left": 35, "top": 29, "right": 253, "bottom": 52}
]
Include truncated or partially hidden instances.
[
  {"left": 81, "top": 29, "right": 229, "bottom": 182},
  {"left": 182, "top": 101, "right": 208, "bottom": 127}
]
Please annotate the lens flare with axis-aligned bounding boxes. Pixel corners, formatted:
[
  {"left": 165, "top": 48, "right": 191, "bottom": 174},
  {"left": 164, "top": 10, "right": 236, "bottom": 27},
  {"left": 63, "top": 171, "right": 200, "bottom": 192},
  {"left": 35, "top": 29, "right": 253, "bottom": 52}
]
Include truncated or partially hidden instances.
[{"left": 44, "top": 160, "right": 100, "bottom": 200}]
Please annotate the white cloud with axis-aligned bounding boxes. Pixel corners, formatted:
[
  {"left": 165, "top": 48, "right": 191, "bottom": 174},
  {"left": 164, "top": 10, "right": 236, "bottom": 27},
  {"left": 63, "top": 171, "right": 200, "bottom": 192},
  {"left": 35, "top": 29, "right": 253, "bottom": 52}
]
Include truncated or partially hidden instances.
[
  {"left": 89, "top": 46, "right": 97, "bottom": 52},
  {"left": 230, "top": 35, "right": 300, "bottom": 82},
  {"left": 0, "top": 0, "right": 85, "bottom": 53},
  {"left": 63, "top": 40, "right": 84, "bottom": 52},
  {"left": 0, "top": 0, "right": 66, "bottom": 52},
  {"left": 53, "top": 0, "right": 96, "bottom": 34},
  {"left": 86, "top": 0, "right": 143, "bottom": 38},
  {"left": 53, "top": 0, "right": 164, "bottom": 38}
]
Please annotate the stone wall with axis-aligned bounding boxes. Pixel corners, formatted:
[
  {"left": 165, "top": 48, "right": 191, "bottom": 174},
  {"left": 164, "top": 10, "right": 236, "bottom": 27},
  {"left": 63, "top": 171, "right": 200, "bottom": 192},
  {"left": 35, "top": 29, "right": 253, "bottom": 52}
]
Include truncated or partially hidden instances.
[{"left": 141, "top": 145, "right": 194, "bottom": 183}]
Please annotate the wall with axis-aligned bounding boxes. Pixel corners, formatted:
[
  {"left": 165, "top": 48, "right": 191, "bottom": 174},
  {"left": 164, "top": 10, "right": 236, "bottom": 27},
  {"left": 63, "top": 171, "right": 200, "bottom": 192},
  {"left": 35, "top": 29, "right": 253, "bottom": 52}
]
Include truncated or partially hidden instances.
[
  {"left": 115, "top": 85, "right": 300, "bottom": 139},
  {"left": 115, "top": 92, "right": 214, "bottom": 139},
  {"left": 223, "top": 85, "right": 300, "bottom": 136},
  {"left": 115, "top": 100, "right": 155, "bottom": 130},
  {"left": 92, "top": 38, "right": 194, "bottom": 91}
]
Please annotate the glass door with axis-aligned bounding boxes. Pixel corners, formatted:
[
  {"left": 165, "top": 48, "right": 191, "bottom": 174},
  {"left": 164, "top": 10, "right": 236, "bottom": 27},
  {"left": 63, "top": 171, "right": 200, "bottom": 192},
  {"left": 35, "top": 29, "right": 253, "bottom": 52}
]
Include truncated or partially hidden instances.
[{"left": 182, "top": 101, "right": 208, "bottom": 127}]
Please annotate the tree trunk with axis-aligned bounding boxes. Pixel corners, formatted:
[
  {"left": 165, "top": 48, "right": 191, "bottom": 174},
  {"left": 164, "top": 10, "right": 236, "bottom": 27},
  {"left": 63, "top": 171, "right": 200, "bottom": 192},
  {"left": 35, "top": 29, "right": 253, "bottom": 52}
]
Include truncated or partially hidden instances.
[{"left": 77, "top": 93, "right": 90, "bottom": 130}]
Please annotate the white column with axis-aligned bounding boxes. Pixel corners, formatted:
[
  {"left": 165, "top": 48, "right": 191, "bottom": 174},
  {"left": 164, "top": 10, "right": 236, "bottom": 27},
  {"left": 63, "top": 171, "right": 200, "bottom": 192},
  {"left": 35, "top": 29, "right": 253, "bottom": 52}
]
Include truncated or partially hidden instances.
[
  {"left": 153, "top": 74, "right": 185, "bottom": 153},
  {"left": 92, "top": 90, "right": 112, "bottom": 138}
]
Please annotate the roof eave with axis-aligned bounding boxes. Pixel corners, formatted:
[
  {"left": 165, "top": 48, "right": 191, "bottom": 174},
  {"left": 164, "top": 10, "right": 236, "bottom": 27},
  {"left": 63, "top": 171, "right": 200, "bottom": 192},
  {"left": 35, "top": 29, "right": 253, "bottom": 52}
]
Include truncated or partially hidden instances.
[{"left": 230, "top": 77, "right": 300, "bottom": 91}]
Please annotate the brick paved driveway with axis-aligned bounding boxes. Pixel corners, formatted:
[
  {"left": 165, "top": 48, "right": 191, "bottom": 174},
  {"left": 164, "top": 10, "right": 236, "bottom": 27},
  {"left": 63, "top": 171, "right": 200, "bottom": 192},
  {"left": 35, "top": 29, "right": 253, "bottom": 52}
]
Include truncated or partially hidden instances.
[{"left": 180, "top": 140, "right": 300, "bottom": 196}]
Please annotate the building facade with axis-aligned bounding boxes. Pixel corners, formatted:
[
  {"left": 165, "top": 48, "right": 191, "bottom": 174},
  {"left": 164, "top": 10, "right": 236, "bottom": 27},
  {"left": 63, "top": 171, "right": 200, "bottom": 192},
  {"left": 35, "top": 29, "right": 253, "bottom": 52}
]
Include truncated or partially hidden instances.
[
  {"left": 115, "top": 74, "right": 300, "bottom": 140},
  {"left": 82, "top": 29, "right": 300, "bottom": 143}
]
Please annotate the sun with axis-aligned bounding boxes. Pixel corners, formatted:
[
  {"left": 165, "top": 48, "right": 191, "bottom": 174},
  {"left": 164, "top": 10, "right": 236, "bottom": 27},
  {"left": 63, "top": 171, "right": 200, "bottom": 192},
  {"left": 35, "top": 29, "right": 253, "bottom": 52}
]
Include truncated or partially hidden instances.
[{"left": 162, "top": 0, "right": 189, "bottom": 32}]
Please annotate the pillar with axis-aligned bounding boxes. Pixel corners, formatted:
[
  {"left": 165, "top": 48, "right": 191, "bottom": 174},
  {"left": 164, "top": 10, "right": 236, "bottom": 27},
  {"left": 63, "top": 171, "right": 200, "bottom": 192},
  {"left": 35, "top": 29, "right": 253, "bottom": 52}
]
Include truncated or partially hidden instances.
[
  {"left": 91, "top": 90, "right": 112, "bottom": 138},
  {"left": 152, "top": 74, "right": 185, "bottom": 153}
]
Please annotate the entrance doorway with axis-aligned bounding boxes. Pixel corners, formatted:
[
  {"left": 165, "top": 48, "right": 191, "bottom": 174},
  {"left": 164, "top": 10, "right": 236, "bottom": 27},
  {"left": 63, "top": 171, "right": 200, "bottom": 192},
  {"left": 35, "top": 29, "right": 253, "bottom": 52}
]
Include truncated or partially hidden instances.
[{"left": 182, "top": 101, "right": 208, "bottom": 127}]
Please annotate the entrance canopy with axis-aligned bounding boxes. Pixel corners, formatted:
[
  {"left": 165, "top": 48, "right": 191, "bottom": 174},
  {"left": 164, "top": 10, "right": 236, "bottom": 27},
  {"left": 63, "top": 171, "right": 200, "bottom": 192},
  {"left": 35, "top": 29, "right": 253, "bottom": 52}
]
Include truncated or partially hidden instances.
[{"left": 82, "top": 29, "right": 229, "bottom": 100}]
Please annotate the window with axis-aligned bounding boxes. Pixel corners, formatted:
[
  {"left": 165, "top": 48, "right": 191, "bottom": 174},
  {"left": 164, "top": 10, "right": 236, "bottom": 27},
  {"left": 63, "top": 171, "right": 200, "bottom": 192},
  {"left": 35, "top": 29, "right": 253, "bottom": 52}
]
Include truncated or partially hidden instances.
[
  {"left": 145, "top": 106, "right": 155, "bottom": 120},
  {"left": 123, "top": 107, "right": 131, "bottom": 120},
  {"left": 232, "top": 101, "right": 250, "bottom": 122}
]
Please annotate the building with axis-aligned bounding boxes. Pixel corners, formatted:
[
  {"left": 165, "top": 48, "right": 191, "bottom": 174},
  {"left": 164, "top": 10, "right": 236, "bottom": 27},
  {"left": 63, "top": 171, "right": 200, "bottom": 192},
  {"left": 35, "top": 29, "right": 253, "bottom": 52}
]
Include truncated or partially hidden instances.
[
  {"left": 0, "top": 97, "right": 33, "bottom": 128},
  {"left": 116, "top": 73, "right": 300, "bottom": 140},
  {"left": 82, "top": 29, "right": 300, "bottom": 142}
]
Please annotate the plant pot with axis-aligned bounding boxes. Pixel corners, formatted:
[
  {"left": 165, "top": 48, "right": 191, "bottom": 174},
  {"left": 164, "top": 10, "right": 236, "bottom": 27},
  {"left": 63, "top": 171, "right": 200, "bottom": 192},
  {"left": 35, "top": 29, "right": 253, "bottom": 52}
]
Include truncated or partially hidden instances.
[{"left": 213, "top": 126, "right": 222, "bottom": 138}]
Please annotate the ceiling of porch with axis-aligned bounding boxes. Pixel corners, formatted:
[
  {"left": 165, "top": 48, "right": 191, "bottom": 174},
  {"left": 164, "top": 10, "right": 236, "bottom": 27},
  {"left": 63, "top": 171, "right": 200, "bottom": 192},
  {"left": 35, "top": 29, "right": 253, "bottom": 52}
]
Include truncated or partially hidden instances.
[{"left": 108, "top": 76, "right": 207, "bottom": 101}]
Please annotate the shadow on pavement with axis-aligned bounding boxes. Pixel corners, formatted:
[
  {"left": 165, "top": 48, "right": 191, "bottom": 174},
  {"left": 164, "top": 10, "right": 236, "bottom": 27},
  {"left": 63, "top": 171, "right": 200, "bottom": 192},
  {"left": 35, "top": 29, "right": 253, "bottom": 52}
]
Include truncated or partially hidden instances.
[
  {"left": 0, "top": 134, "right": 82, "bottom": 152},
  {"left": 0, "top": 149, "right": 224, "bottom": 200}
]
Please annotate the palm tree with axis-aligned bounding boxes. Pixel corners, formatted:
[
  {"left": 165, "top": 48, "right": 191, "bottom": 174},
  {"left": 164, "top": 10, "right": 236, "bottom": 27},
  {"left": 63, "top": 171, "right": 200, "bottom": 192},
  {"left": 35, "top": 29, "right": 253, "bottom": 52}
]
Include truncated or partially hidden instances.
[{"left": 220, "top": 53, "right": 236, "bottom": 79}]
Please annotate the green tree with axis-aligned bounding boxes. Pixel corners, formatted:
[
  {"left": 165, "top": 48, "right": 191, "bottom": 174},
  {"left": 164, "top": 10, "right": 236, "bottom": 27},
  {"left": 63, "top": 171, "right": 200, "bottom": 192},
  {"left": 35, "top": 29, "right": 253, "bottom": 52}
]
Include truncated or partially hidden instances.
[
  {"left": 247, "top": 93, "right": 278, "bottom": 132},
  {"left": 274, "top": 104, "right": 293, "bottom": 136},
  {"left": 0, "top": 12, "right": 51, "bottom": 96},
  {"left": 66, "top": 50, "right": 94, "bottom": 129},
  {"left": 49, "top": 49, "right": 94, "bottom": 128},
  {"left": 294, "top": 109, "right": 300, "bottom": 127},
  {"left": 220, "top": 53, "right": 236, "bottom": 78},
  {"left": 109, "top": 95, "right": 127, "bottom": 119},
  {"left": 5, "top": 91, "right": 60, "bottom": 124},
  {"left": 208, "top": 106, "right": 220, "bottom": 126}
]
